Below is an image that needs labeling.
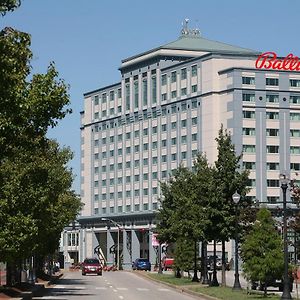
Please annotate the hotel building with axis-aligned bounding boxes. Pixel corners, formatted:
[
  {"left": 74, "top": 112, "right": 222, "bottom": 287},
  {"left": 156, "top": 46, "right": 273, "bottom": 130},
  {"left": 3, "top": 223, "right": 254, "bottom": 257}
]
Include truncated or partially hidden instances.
[{"left": 61, "top": 24, "right": 300, "bottom": 268}]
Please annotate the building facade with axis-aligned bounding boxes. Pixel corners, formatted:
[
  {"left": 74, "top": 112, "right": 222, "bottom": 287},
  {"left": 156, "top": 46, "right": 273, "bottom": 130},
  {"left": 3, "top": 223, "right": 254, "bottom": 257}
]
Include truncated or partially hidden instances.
[{"left": 62, "top": 24, "right": 300, "bottom": 269}]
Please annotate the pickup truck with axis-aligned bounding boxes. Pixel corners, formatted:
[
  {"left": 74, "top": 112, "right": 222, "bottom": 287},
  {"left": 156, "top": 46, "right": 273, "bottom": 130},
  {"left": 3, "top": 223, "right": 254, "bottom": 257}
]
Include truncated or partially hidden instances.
[{"left": 162, "top": 257, "right": 174, "bottom": 271}]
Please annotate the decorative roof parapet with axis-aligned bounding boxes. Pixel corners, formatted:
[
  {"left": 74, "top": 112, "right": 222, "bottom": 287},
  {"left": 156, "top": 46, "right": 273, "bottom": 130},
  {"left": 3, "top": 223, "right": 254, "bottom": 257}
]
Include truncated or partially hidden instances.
[{"left": 180, "top": 18, "right": 201, "bottom": 38}]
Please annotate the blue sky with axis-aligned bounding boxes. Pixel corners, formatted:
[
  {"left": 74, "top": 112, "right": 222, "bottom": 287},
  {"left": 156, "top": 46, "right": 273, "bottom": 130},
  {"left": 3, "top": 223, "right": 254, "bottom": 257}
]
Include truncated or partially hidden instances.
[{"left": 1, "top": 0, "right": 299, "bottom": 192}]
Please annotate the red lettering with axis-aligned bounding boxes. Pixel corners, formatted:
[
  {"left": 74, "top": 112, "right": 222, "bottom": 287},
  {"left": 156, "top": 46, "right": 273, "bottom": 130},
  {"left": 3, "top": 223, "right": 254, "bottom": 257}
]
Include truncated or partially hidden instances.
[
  {"left": 255, "top": 52, "right": 276, "bottom": 69},
  {"left": 256, "top": 52, "right": 300, "bottom": 71}
]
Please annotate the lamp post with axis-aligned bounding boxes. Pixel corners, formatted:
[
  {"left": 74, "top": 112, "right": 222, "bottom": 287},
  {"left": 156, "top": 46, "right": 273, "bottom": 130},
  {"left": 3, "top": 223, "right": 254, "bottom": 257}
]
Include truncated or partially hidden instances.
[
  {"left": 279, "top": 173, "right": 292, "bottom": 300},
  {"left": 232, "top": 191, "right": 242, "bottom": 290},
  {"left": 158, "top": 242, "right": 163, "bottom": 274},
  {"left": 102, "top": 218, "right": 121, "bottom": 270}
]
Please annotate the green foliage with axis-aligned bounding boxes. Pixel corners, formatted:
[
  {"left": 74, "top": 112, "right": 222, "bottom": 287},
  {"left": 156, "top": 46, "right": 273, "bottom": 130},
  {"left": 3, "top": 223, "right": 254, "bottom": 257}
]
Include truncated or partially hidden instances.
[
  {"left": 174, "top": 238, "right": 194, "bottom": 271},
  {"left": 240, "top": 208, "right": 283, "bottom": 286},
  {"left": 0, "top": 0, "right": 20, "bottom": 15}
]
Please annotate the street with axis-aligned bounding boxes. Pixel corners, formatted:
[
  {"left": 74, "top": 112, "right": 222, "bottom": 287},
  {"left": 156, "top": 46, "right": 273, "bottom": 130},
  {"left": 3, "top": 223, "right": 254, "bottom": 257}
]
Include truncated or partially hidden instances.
[{"left": 33, "top": 270, "right": 202, "bottom": 300}]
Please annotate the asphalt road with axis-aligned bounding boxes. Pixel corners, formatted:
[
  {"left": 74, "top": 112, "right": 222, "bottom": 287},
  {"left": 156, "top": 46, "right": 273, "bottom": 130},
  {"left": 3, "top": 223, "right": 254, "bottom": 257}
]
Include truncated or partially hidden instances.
[{"left": 32, "top": 270, "right": 202, "bottom": 300}]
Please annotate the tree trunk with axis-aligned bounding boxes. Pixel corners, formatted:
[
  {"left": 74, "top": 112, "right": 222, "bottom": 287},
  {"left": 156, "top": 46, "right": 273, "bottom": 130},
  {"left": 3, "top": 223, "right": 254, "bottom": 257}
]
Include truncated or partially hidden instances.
[
  {"left": 210, "top": 240, "right": 219, "bottom": 286},
  {"left": 6, "top": 262, "right": 12, "bottom": 286},
  {"left": 192, "top": 240, "right": 199, "bottom": 282},
  {"left": 175, "top": 267, "right": 181, "bottom": 278},
  {"left": 202, "top": 240, "right": 209, "bottom": 284},
  {"left": 264, "top": 283, "right": 267, "bottom": 297},
  {"left": 221, "top": 240, "right": 226, "bottom": 287}
]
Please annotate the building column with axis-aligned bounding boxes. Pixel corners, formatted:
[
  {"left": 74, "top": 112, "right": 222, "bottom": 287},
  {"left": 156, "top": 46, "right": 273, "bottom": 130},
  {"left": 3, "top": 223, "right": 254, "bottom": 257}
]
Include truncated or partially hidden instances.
[
  {"left": 149, "top": 232, "right": 157, "bottom": 269},
  {"left": 131, "top": 230, "right": 140, "bottom": 261},
  {"left": 63, "top": 231, "right": 69, "bottom": 269},
  {"left": 107, "top": 230, "right": 115, "bottom": 265},
  {"left": 122, "top": 230, "right": 132, "bottom": 270}
]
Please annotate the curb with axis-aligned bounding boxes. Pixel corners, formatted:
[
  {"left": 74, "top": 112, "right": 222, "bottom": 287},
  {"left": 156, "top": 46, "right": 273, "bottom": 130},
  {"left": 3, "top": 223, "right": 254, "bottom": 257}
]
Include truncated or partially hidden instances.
[{"left": 131, "top": 271, "right": 219, "bottom": 300}]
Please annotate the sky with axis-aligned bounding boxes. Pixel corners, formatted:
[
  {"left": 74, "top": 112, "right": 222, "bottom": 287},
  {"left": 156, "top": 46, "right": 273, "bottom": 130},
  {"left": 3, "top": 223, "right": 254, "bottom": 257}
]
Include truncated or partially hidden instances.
[{"left": 1, "top": 0, "right": 299, "bottom": 193}]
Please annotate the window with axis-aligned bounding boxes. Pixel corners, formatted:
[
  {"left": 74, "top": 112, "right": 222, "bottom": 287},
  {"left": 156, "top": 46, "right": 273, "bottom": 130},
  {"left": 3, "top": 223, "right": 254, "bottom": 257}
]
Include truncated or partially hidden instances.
[
  {"left": 118, "top": 148, "right": 122, "bottom": 156},
  {"left": 110, "top": 136, "right": 114, "bottom": 143},
  {"left": 102, "top": 152, "right": 107, "bottom": 159},
  {"left": 181, "top": 135, "right": 187, "bottom": 143},
  {"left": 143, "top": 203, "right": 149, "bottom": 210},
  {"left": 102, "top": 137, "right": 107, "bottom": 144},
  {"left": 243, "top": 145, "right": 256, "bottom": 153},
  {"left": 162, "top": 124, "right": 167, "bottom": 132},
  {"left": 134, "top": 81, "right": 139, "bottom": 108},
  {"left": 102, "top": 93, "right": 107, "bottom": 103},
  {"left": 117, "top": 134, "right": 122, "bottom": 142},
  {"left": 152, "top": 141, "right": 158, "bottom": 149},
  {"left": 109, "top": 178, "right": 114, "bottom": 185},
  {"left": 102, "top": 110, "right": 107, "bottom": 117},
  {"left": 266, "top": 111, "right": 279, "bottom": 120},
  {"left": 125, "top": 84, "right": 130, "bottom": 110},
  {"left": 192, "top": 101, "right": 197, "bottom": 109},
  {"left": 126, "top": 191, "right": 131, "bottom": 198},
  {"left": 171, "top": 106, "right": 177, "bottom": 113},
  {"left": 266, "top": 162, "right": 279, "bottom": 170},
  {"left": 192, "top": 150, "right": 198, "bottom": 157},
  {"left": 126, "top": 176, "right": 131, "bottom": 183},
  {"left": 153, "top": 172, "right": 158, "bottom": 179},
  {"left": 153, "top": 187, "right": 158, "bottom": 194},
  {"left": 117, "top": 106, "right": 122, "bottom": 113},
  {"left": 110, "top": 108, "right": 115, "bottom": 115},
  {"left": 152, "top": 76, "right": 157, "bottom": 104},
  {"left": 101, "top": 165, "right": 106, "bottom": 172},
  {"left": 94, "top": 139, "right": 99, "bottom": 147},
  {"left": 117, "top": 162, "right": 122, "bottom": 170},
  {"left": 192, "top": 84, "right": 197, "bottom": 93},
  {"left": 142, "top": 79, "right": 147, "bottom": 106},
  {"left": 110, "top": 150, "right": 114, "bottom": 157},
  {"left": 266, "top": 128, "right": 279, "bottom": 136},
  {"left": 109, "top": 164, "right": 114, "bottom": 171},
  {"left": 118, "top": 88, "right": 121, "bottom": 98},
  {"left": 134, "top": 159, "right": 139, "bottom": 167},
  {"left": 242, "top": 77, "right": 255, "bottom": 85},
  {"left": 181, "top": 68, "right": 187, "bottom": 80},
  {"left": 94, "top": 95, "right": 99, "bottom": 105},
  {"left": 171, "top": 121, "right": 177, "bottom": 129},
  {"left": 125, "top": 132, "right": 131, "bottom": 140},
  {"left": 291, "top": 129, "right": 300, "bottom": 137},
  {"left": 182, "top": 151, "right": 187, "bottom": 159},
  {"left": 171, "top": 71, "right": 177, "bottom": 83},
  {"left": 161, "top": 93, "right": 167, "bottom": 101},
  {"left": 181, "top": 119, "right": 187, "bottom": 128},
  {"left": 94, "top": 112, "right": 99, "bottom": 119},
  {"left": 266, "top": 78, "right": 279, "bottom": 86},
  {"left": 102, "top": 193, "right": 107, "bottom": 200},
  {"left": 266, "top": 145, "right": 279, "bottom": 153},
  {"left": 291, "top": 163, "right": 300, "bottom": 171},
  {"left": 152, "top": 126, "right": 157, "bottom": 134},
  {"left": 192, "top": 117, "right": 197, "bottom": 125},
  {"left": 192, "top": 133, "right": 197, "bottom": 141},
  {"left": 290, "top": 113, "right": 300, "bottom": 121},
  {"left": 110, "top": 91, "right": 114, "bottom": 101},
  {"left": 134, "top": 174, "right": 140, "bottom": 182},
  {"left": 290, "top": 79, "right": 300, "bottom": 87},
  {"left": 171, "top": 90, "right": 177, "bottom": 98},
  {"left": 134, "top": 145, "right": 140, "bottom": 152},
  {"left": 291, "top": 146, "right": 300, "bottom": 154},
  {"left": 143, "top": 143, "right": 148, "bottom": 151},
  {"left": 162, "top": 170, "right": 167, "bottom": 178},
  {"left": 290, "top": 96, "right": 300, "bottom": 104},
  {"left": 94, "top": 153, "right": 99, "bottom": 160},
  {"left": 267, "top": 179, "right": 280, "bottom": 187},
  {"left": 94, "top": 180, "right": 99, "bottom": 188},
  {"left": 171, "top": 137, "right": 177, "bottom": 145},
  {"left": 102, "top": 179, "right": 107, "bottom": 186},
  {"left": 118, "top": 191, "right": 122, "bottom": 199},
  {"left": 126, "top": 161, "right": 131, "bottom": 168},
  {"left": 242, "top": 128, "right": 255, "bottom": 136},
  {"left": 143, "top": 188, "right": 149, "bottom": 196},
  {"left": 243, "top": 162, "right": 256, "bottom": 169},
  {"left": 242, "top": 93, "right": 255, "bottom": 102},
  {"left": 171, "top": 153, "right": 177, "bottom": 161},
  {"left": 181, "top": 88, "right": 187, "bottom": 96},
  {"left": 161, "top": 74, "right": 167, "bottom": 86},
  {"left": 266, "top": 94, "right": 279, "bottom": 103},
  {"left": 126, "top": 147, "right": 130, "bottom": 154},
  {"left": 143, "top": 128, "right": 148, "bottom": 136},
  {"left": 243, "top": 110, "right": 255, "bottom": 118},
  {"left": 246, "top": 179, "right": 256, "bottom": 187},
  {"left": 267, "top": 196, "right": 279, "bottom": 203},
  {"left": 134, "top": 204, "right": 140, "bottom": 211},
  {"left": 191, "top": 65, "right": 197, "bottom": 77},
  {"left": 162, "top": 155, "right": 167, "bottom": 162},
  {"left": 117, "top": 177, "right": 122, "bottom": 184},
  {"left": 143, "top": 158, "right": 149, "bottom": 166},
  {"left": 143, "top": 173, "right": 148, "bottom": 180},
  {"left": 152, "top": 156, "right": 158, "bottom": 164},
  {"left": 162, "top": 139, "right": 167, "bottom": 147},
  {"left": 134, "top": 190, "right": 140, "bottom": 197},
  {"left": 181, "top": 102, "right": 187, "bottom": 111},
  {"left": 134, "top": 130, "right": 139, "bottom": 138}
]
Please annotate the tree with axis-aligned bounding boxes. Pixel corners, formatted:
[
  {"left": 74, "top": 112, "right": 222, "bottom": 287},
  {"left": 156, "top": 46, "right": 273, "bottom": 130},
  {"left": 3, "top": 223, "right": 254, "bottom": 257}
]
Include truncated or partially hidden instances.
[
  {"left": 0, "top": 0, "right": 20, "bottom": 15},
  {"left": 174, "top": 238, "right": 194, "bottom": 278},
  {"left": 212, "top": 125, "right": 251, "bottom": 286},
  {"left": 240, "top": 208, "right": 284, "bottom": 297}
]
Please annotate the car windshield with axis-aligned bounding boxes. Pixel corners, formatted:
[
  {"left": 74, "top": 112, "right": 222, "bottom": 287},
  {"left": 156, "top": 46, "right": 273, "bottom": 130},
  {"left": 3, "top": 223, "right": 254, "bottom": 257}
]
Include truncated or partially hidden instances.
[
  {"left": 138, "top": 259, "right": 149, "bottom": 262},
  {"left": 84, "top": 259, "right": 99, "bottom": 264}
]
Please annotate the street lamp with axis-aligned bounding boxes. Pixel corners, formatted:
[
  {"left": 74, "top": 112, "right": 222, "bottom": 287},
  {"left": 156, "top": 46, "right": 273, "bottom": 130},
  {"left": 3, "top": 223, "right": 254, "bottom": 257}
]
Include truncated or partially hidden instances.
[
  {"left": 232, "top": 191, "right": 242, "bottom": 291},
  {"left": 279, "top": 173, "right": 292, "bottom": 300},
  {"left": 101, "top": 218, "right": 121, "bottom": 271}
]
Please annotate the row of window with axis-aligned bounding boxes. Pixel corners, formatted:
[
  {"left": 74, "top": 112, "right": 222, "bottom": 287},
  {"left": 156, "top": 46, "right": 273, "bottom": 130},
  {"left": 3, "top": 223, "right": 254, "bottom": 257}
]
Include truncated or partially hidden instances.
[
  {"left": 242, "top": 128, "right": 300, "bottom": 137},
  {"left": 242, "top": 77, "right": 300, "bottom": 87},
  {"left": 243, "top": 110, "right": 300, "bottom": 120},
  {"left": 243, "top": 145, "right": 300, "bottom": 154},
  {"left": 94, "top": 202, "right": 158, "bottom": 215},
  {"left": 93, "top": 100, "right": 200, "bottom": 128},
  {"left": 246, "top": 179, "right": 293, "bottom": 188},
  {"left": 243, "top": 162, "right": 300, "bottom": 171},
  {"left": 94, "top": 89, "right": 122, "bottom": 106},
  {"left": 242, "top": 94, "right": 300, "bottom": 104}
]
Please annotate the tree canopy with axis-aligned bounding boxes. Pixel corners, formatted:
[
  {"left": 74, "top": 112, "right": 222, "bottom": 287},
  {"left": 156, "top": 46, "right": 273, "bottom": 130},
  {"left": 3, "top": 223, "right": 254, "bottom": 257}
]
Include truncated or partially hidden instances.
[{"left": 0, "top": 0, "right": 20, "bottom": 15}]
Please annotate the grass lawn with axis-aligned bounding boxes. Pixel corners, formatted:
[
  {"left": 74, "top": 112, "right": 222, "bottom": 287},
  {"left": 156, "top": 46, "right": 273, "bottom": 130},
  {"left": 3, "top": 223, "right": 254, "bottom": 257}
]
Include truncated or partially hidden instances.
[{"left": 148, "top": 273, "right": 280, "bottom": 300}]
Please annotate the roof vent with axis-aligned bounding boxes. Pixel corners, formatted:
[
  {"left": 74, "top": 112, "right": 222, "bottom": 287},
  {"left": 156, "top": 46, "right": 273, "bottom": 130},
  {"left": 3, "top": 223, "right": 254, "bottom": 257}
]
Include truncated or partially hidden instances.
[{"left": 180, "top": 18, "right": 201, "bottom": 38}]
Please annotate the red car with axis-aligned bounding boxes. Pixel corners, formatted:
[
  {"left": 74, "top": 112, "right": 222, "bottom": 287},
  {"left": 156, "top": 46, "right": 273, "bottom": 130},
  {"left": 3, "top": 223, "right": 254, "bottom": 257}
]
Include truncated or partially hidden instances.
[
  {"left": 82, "top": 258, "right": 102, "bottom": 276},
  {"left": 162, "top": 257, "right": 174, "bottom": 271}
]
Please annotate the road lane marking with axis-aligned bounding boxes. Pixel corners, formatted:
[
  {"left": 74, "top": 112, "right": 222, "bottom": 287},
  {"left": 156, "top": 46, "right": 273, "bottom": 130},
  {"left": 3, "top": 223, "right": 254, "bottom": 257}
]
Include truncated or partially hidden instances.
[
  {"left": 117, "top": 288, "right": 128, "bottom": 290},
  {"left": 119, "top": 296, "right": 124, "bottom": 300},
  {"left": 113, "top": 289, "right": 117, "bottom": 292},
  {"left": 52, "top": 285, "right": 66, "bottom": 289},
  {"left": 136, "top": 288, "right": 149, "bottom": 291},
  {"left": 109, "top": 285, "right": 113, "bottom": 288},
  {"left": 95, "top": 287, "right": 107, "bottom": 290},
  {"left": 158, "top": 288, "right": 170, "bottom": 291},
  {"left": 72, "top": 286, "right": 86, "bottom": 290}
]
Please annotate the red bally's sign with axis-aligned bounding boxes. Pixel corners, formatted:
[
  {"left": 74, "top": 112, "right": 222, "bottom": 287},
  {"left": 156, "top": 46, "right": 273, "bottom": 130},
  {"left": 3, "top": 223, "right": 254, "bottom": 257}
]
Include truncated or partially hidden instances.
[{"left": 255, "top": 52, "right": 300, "bottom": 71}]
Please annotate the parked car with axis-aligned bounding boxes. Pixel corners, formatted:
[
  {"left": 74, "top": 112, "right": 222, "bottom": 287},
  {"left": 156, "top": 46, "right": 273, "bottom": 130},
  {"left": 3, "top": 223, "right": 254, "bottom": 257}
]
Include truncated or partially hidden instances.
[
  {"left": 82, "top": 258, "right": 102, "bottom": 276},
  {"left": 162, "top": 257, "right": 174, "bottom": 271},
  {"left": 132, "top": 258, "right": 151, "bottom": 271},
  {"left": 252, "top": 278, "right": 293, "bottom": 292}
]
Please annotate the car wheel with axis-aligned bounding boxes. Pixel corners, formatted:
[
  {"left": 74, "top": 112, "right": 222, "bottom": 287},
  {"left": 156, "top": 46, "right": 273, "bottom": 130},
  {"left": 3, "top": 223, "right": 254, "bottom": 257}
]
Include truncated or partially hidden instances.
[
  {"left": 97, "top": 272, "right": 102, "bottom": 276},
  {"left": 82, "top": 272, "right": 86, "bottom": 276}
]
